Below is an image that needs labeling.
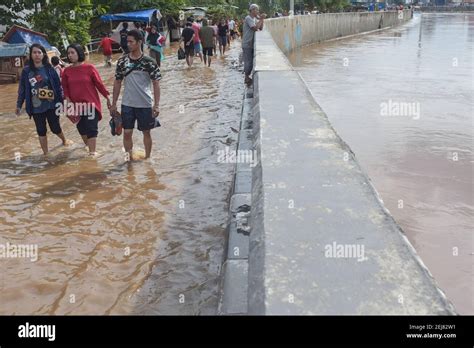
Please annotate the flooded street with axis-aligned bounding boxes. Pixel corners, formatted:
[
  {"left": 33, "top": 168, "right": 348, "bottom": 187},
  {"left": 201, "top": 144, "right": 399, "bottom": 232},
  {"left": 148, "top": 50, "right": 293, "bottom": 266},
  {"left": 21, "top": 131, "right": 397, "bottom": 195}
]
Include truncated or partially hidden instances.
[
  {"left": 290, "top": 13, "right": 473, "bottom": 314},
  {"left": 0, "top": 42, "right": 244, "bottom": 314}
]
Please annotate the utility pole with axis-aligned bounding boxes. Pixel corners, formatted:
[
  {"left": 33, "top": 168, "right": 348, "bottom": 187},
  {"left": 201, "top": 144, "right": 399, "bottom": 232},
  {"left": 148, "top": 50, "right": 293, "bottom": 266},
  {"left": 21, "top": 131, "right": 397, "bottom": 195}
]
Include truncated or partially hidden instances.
[{"left": 290, "top": 0, "right": 295, "bottom": 15}]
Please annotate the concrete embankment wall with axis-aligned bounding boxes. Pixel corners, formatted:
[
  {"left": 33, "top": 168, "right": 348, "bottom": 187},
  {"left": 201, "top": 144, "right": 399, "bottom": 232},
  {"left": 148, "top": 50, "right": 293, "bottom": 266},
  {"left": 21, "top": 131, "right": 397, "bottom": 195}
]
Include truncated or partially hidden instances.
[
  {"left": 218, "top": 10, "right": 456, "bottom": 315},
  {"left": 264, "top": 10, "right": 413, "bottom": 54}
]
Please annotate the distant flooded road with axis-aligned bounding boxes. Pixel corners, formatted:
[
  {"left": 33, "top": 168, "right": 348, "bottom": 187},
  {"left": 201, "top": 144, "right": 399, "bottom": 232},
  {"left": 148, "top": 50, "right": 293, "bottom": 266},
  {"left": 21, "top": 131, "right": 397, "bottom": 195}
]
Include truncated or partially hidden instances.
[
  {"left": 0, "top": 42, "right": 244, "bottom": 314},
  {"left": 290, "top": 13, "right": 473, "bottom": 313}
]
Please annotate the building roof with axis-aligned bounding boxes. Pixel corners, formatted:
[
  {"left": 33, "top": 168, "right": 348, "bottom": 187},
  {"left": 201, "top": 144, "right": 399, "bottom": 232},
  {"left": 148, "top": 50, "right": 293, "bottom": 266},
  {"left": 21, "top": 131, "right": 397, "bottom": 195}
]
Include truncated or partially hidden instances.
[
  {"left": 0, "top": 43, "right": 28, "bottom": 58},
  {"left": 2, "top": 25, "right": 52, "bottom": 50}
]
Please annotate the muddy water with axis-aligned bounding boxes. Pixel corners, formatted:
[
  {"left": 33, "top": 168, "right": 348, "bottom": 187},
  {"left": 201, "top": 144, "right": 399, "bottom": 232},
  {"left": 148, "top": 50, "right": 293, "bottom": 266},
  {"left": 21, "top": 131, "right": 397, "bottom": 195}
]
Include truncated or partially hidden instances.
[
  {"left": 0, "top": 42, "right": 244, "bottom": 314},
  {"left": 289, "top": 13, "right": 473, "bottom": 314}
]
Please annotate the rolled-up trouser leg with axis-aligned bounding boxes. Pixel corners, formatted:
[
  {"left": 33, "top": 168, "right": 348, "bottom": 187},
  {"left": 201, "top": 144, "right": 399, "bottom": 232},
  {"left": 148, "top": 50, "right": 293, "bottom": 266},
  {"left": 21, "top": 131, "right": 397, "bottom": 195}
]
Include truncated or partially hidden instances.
[{"left": 243, "top": 48, "right": 254, "bottom": 77}]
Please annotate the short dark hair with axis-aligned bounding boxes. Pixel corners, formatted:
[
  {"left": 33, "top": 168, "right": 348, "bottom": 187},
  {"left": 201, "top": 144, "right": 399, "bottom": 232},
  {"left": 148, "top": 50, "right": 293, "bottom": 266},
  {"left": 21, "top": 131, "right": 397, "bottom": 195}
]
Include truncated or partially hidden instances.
[
  {"left": 185, "top": 22, "right": 192, "bottom": 27},
  {"left": 66, "top": 43, "right": 86, "bottom": 62},
  {"left": 51, "top": 56, "right": 60, "bottom": 66},
  {"left": 127, "top": 29, "right": 143, "bottom": 42},
  {"left": 122, "top": 22, "right": 128, "bottom": 29}
]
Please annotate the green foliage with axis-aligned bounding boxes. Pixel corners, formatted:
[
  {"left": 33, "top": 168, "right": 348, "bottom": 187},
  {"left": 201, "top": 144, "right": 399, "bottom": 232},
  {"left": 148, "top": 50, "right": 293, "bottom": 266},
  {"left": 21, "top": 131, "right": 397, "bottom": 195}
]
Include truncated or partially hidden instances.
[
  {"left": 28, "top": 0, "right": 107, "bottom": 48},
  {"left": 0, "top": 0, "right": 34, "bottom": 28},
  {"left": 241, "top": 0, "right": 350, "bottom": 14},
  {"left": 93, "top": 0, "right": 188, "bottom": 17},
  {"left": 206, "top": 3, "right": 239, "bottom": 22},
  {"left": 91, "top": 0, "right": 240, "bottom": 21}
]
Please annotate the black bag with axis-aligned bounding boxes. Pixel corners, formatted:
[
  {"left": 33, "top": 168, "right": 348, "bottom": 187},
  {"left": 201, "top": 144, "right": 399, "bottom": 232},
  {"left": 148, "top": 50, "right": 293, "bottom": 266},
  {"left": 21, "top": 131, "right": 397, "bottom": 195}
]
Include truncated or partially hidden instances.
[
  {"left": 109, "top": 111, "right": 123, "bottom": 136},
  {"left": 178, "top": 47, "right": 185, "bottom": 60}
]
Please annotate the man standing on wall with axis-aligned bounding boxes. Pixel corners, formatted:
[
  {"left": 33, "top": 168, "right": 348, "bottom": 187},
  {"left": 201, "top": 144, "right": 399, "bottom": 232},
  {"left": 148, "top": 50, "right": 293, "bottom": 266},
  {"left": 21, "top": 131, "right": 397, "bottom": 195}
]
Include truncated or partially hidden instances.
[{"left": 242, "top": 4, "right": 266, "bottom": 86}]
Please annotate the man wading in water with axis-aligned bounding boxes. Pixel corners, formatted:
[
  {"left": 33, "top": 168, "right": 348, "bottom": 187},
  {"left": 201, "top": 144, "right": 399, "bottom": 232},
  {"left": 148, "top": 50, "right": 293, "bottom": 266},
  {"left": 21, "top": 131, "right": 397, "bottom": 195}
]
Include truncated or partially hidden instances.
[{"left": 110, "top": 29, "right": 161, "bottom": 160}]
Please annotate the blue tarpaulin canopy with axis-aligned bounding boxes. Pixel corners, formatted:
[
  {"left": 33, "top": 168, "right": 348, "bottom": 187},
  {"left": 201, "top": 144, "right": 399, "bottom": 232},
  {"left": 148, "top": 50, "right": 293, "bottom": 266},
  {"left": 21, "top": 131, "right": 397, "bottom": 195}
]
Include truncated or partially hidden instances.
[
  {"left": 100, "top": 9, "right": 161, "bottom": 23},
  {"left": 2, "top": 25, "right": 52, "bottom": 50}
]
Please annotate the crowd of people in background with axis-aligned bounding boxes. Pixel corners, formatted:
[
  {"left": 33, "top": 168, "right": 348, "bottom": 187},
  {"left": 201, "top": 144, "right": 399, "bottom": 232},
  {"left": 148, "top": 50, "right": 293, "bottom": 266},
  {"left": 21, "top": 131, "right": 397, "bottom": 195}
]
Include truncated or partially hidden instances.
[
  {"left": 178, "top": 16, "right": 241, "bottom": 68},
  {"left": 94, "top": 15, "right": 243, "bottom": 70}
]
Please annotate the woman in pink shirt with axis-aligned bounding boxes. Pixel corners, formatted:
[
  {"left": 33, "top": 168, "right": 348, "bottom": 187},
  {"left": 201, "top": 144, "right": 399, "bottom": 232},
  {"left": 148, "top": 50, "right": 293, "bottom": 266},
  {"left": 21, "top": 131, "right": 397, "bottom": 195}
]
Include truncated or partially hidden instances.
[{"left": 62, "top": 44, "right": 111, "bottom": 156}]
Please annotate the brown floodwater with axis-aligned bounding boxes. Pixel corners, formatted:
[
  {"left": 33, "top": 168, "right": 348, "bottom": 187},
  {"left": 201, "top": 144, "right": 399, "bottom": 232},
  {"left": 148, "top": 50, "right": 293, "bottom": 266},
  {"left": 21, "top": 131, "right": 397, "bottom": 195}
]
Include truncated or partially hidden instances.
[
  {"left": 289, "top": 13, "right": 473, "bottom": 314},
  {"left": 0, "top": 41, "right": 244, "bottom": 314}
]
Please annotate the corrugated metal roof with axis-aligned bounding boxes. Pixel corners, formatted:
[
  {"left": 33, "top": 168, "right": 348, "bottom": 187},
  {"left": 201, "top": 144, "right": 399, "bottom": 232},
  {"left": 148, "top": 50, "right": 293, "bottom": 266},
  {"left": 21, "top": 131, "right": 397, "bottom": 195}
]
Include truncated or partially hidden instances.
[{"left": 0, "top": 43, "right": 28, "bottom": 58}]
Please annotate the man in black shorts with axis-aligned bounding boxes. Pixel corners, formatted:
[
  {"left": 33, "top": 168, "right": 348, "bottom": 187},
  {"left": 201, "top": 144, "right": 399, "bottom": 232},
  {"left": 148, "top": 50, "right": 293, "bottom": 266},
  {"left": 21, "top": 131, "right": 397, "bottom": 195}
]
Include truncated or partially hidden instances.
[
  {"left": 199, "top": 19, "right": 215, "bottom": 67},
  {"left": 110, "top": 30, "right": 161, "bottom": 160},
  {"left": 180, "top": 22, "right": 195, "bottom": 67}
]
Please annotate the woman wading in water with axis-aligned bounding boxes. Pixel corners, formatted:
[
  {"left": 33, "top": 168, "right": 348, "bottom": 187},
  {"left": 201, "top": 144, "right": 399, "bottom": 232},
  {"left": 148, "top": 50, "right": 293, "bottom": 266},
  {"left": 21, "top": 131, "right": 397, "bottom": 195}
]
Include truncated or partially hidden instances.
[{"left": 16, "top": 43, "right": 72, "bottom": 155}]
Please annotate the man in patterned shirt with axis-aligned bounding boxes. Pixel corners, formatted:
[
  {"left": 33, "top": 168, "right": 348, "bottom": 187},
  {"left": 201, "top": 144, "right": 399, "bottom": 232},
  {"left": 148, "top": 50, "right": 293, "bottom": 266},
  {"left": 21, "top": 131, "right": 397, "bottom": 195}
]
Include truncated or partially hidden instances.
[{"left": 111, "top": 29, "right": 161, "bottom": 160}]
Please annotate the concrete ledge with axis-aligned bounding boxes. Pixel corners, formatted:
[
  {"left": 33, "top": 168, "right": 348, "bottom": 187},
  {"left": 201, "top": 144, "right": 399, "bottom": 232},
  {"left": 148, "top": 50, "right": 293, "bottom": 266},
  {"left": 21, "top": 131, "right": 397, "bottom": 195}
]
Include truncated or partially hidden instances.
[
  {"left": 242, "top": 97, "right": 254, "bottom": 130},
  {"left": 219, "top": 9, "right": 455, "bottom": 316},
  {"left": 218, "top": 259, "right": 249, "bottom": 315},
  {"left": 237, "top": 129, "right": 254, "bottom": 152},
  {"left": 230, "top": 193, "right": 251, "bottom": 213},
  {"left": 246, "top": 12, "right": 456, "bottom": 315},
  {"left": 254, "top": 30, "right": 293, "bottom": 71},
  {"left": 235, "top": 170, "right": 252, "bottom": 194},
  {"left": 219, "top": 88, "right": 254, "bottom": 315},
  {"left": 249, "top": 68, "right": 456, "bottom": 314},
  {"left": 227, "top": 217, "right": 250, "bottom": 260}
]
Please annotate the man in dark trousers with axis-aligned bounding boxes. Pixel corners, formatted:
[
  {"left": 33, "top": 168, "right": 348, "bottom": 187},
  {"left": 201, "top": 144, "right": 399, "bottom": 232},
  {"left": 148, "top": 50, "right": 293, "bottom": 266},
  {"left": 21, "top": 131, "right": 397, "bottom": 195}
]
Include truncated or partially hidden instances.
[{"left": 119, "top": 22, "right": 129, "bottom": 54}]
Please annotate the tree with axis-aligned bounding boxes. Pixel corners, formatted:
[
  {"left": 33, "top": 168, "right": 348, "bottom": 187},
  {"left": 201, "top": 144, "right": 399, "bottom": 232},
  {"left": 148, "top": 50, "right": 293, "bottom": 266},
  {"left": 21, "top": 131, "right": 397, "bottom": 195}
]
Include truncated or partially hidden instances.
[
  {"left": 92, "top": 0, "right": 188, "bottom": 17},
  {"left": 206, "top": 5, "right": 238, "bottom": 22},
  {"left": 28, "top": 0, "right": 107, "bottom": 48},
  {"left": 245, "top": 0, "right": 350, "bottom": 13},
  {"left": 0, "top": 0, "right": 36, "bottom": 28}
]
